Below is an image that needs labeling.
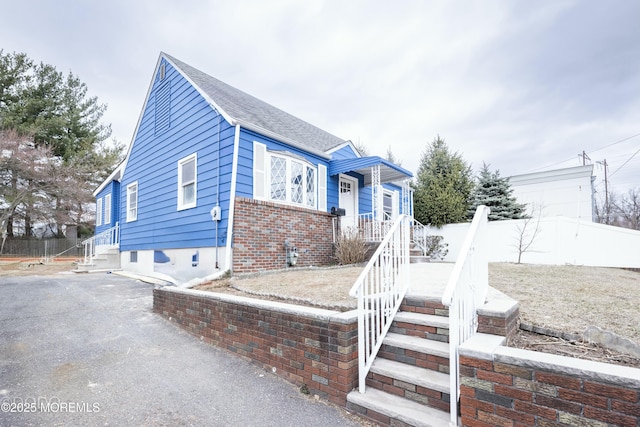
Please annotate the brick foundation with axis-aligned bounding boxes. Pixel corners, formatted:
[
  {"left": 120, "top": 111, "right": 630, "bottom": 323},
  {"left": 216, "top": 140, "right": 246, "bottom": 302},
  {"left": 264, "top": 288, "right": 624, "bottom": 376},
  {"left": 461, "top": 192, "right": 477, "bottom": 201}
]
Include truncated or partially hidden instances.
[
  {"left": 153, "top": 286, "right": 358, "bottom": 406},
  {"left": 232, "top": 197, "right": 335, "bottom": 273}
]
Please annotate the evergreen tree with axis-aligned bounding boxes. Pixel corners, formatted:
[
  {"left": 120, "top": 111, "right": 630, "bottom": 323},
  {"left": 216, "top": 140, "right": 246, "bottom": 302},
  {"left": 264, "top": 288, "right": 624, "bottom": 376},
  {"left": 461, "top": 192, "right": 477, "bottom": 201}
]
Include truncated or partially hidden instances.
[
  {"left": 0, "top": 50, "right": 122, "bottom": 237},
  {"left": 385, "top": 146, "right": 402, "bottom": 166},
  {"left": 469, "top": 163, "right": 525, "bottom": 220},
  {"left": 412, "top": 136, "right": 474, "bottom": 227}
]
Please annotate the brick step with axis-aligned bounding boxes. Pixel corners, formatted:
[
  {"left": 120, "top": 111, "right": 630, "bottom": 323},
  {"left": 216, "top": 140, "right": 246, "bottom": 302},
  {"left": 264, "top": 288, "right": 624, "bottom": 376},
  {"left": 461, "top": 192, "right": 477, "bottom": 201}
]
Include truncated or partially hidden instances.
[
  {"left": 384, "top": 332, "right": 449, "bottom": 358},
  {"left": 380, "top": 332, "right": 450, "bottom": 374},
  {"left": 400, "top": 296, "right": 449, "bottom": 317},
  {"left": 410, "top": 255, "right": 431, "bottom": 264},
  {"left": 391, "top": 312, "right": 450, "bottom": 343},
  {"left": 347, "top": 387, "right": 451, "bottom": 427},
  {"left": 395, "top": 312, "right": 449, "bottom": 329},
  {"left": 366, "top": 358, "right": 450, "bottom": 412}
]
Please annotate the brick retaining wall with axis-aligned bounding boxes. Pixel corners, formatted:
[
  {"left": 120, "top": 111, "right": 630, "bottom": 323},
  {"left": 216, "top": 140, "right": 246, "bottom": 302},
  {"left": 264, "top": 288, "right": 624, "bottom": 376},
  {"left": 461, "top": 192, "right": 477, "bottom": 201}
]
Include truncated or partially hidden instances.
[
  {"left": 459, "top": 334, "right": 640, "bottom": 427},
  {"left": 233, "top": 198, "right": 335, "bottom": 273},
  {"left": 153, "top": 286, "right": 359, "bottom": 406}
]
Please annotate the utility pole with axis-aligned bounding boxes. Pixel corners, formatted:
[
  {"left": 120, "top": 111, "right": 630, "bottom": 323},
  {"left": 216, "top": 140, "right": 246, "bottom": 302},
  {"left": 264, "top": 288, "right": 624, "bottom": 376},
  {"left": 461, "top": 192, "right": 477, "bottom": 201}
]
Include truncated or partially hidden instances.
[
  {"left": 580, "top": 150, "right": 591, "bottom": 165},
  {"left": 597, "top": 159, "right": 609, "bottom": 223}
]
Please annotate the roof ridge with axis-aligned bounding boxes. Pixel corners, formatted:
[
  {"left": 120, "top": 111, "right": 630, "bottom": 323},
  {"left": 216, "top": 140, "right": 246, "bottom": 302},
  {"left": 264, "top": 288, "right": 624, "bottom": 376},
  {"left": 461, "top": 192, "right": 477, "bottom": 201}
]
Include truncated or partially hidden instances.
[{"left": 163, "top": 53, "right": 347, "bottom": 154}]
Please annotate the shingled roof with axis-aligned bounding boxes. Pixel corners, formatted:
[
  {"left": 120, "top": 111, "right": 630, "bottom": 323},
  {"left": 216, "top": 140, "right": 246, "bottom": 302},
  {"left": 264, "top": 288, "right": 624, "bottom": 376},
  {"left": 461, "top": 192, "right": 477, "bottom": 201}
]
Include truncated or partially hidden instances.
[{"left": 164, "top": 53, "right": 347, "bottom": 155}]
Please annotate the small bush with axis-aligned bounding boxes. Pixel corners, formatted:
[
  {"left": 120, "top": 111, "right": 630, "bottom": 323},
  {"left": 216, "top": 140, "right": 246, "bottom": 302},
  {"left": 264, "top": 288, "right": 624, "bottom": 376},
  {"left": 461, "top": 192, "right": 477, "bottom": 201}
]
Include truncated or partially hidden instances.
[
  {"left": 334, "top": 228, "right": 368, "bottom": 265},
  {"left": 423, "top": 235, "right": 449, "bottom": 260}
]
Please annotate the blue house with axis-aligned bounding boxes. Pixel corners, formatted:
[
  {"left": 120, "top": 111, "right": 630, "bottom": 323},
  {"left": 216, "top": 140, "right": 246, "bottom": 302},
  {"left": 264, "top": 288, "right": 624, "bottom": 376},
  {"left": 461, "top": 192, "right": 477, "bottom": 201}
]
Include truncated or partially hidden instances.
[{"left": 90, "top": 53, "right": 413, "bottom": 283}]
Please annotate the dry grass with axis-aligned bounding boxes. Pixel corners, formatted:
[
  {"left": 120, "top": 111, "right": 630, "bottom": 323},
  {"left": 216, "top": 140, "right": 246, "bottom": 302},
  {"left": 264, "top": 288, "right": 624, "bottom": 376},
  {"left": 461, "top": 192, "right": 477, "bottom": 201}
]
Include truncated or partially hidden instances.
[
  {"left": 197, "top": 266, "right": 363, "bottom": 310},
  {"left": 199, "top": 263, "right": 640, "bottom": 347},
  {"left": 489, "top": 263, "right": 640, "bottom": 345},
  {"left": 0, "top": 260, "right": 77, "bottom": 277}
]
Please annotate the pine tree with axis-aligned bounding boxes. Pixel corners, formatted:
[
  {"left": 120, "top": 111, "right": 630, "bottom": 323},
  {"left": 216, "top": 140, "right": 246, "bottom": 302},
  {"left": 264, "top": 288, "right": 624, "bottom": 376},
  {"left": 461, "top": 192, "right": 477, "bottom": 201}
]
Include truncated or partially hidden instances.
[
  {"left": 0, "top": 51, "right": 122, "bottom": 237},
  {"left": 412, "top": 136, "right": 474, "bottom": 227},
  {"left": 469, "top": 163, "right": 525, "bottom": 220}
]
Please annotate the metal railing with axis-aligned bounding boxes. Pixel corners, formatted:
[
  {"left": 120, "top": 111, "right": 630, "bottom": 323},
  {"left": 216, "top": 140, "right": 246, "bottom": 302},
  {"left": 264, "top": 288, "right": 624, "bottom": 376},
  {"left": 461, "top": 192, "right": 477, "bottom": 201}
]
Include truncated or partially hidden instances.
[
  {"left": 411, "top": 218, "right": 429, "bottom": 256},
  {"left": 332, "top": 212, "right": 393, "bottom": 243},
  {"left": 441, "top": 205, "right": 490, "bottom": 426},
  {"left": 82, "top": 223, "right": 120, "bottom": 265},
  {"left": 349, "top": 214, "right": 411, "bottom": 393}
]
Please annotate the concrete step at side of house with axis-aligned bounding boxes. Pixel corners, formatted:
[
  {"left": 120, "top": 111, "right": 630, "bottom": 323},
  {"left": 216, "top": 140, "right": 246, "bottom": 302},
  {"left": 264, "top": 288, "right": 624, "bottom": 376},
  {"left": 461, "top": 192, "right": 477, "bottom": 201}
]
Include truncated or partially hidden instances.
[
  {"left": 347, "top": 388, "right": 451, "bottom": 427},
  {"left": 367, "top": 358, "right": 451, "bottom": 413},
  {"left": 78, "top": 252, "right": 121, "bottom": 271},
  {"left": 410, "top": 255, "right": 431, "bottom": 264},
  {"left": 391, "top": 312, "right": 450, "bottom": 343}
]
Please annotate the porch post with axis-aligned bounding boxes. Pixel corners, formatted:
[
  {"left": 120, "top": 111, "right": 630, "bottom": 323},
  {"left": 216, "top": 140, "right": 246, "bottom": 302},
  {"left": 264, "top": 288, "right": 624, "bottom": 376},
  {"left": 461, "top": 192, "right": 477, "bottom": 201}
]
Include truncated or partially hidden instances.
[
  {"left": 402, "top": 179, "right": 412, "bottom": 217},
  {"left": 371, "top": 164, "right": 382, "bottom": 221}
]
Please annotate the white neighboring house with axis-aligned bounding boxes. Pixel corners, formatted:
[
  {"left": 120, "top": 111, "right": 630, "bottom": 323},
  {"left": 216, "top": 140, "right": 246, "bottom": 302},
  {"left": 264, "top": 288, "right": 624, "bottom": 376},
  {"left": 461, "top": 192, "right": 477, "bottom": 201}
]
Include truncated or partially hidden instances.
[
  {"left": 434, "top": 164, "right": 640, "bottom": 268},
  {"left": 508, "top": 165, "right": 595, "bottom": 221}
]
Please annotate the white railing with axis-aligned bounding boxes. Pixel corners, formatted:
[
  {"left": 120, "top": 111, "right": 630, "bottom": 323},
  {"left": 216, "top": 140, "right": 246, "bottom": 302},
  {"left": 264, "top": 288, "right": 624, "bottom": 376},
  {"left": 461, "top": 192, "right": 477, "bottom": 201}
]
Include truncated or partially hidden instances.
[
  {"left": 82, "top": 223, "right": 120, "bottom": 265},
  {"left": 349, "top": 214, "right": 411, "bottom": 393},
  {"left": 411, "top": 218, "right": 429, "bottom": 256},
  {"left": 332, "top": 212, "right": 393, "bottom": 243},
  {"left": 441, "top": 205, "right": 490, "bottom": 426}
]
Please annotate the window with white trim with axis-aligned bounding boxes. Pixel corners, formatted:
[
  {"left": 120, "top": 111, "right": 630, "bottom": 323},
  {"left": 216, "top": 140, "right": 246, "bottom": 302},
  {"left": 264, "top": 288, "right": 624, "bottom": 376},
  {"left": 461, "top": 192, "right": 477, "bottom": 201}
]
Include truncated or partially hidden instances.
[
  {"left": 127, "top": 182, "right": 138, "bottom": 222},
  {"left": 254, "top": 142, "right": 319, "bottom": 209},
  {"left": 178, "top": 153, "right": 197, "bottom": 210},
  {"left": 270, "top": 154, "right": 316, "bottom": 208},
  {"left": 104, "top": 194, "right": 111, "bottom": 225},
  {"left": 96, "top": 198, "right": 103, "bottom": 226}
]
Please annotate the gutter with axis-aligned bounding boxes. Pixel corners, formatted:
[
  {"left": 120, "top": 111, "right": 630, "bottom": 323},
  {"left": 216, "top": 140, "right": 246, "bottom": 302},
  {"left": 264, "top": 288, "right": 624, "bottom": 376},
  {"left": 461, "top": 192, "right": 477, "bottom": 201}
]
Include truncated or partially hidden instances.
[{"left": 224, "top": 124, "right": 241, "bottom": 272}]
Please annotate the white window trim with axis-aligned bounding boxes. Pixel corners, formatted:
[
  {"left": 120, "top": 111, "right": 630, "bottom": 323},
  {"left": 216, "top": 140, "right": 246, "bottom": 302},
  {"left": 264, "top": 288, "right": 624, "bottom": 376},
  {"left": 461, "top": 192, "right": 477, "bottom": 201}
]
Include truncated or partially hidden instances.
[
  {"left": 104, "top": 194, "right": 112, "bottom": 225},
  {"left": 268, "top": 152, "right": 317, "bottom": 209},
  {"left": 126, "top": 182, "right": 138, "bottom": 222},
  {"left": 177, "top": 153, "right": 197, "bottom": 211},
  {"left": 96, "top": 197, "right": 103, "bottom": 226}
]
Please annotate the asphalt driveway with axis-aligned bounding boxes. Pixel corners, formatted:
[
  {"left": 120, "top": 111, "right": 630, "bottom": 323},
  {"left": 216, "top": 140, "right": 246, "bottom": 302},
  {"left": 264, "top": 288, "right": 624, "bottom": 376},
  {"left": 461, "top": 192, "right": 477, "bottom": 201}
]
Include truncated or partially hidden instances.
[{"left": 0, "top": 272, "right": 362, "bottom": 426}]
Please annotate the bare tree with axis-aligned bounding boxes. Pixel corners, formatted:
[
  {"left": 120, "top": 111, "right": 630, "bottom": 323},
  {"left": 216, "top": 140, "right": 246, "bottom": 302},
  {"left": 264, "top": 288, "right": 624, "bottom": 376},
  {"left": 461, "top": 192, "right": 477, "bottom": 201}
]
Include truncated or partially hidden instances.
[
  {"left": 0, "top": 129, "right": 59, "bottom": 250},
  {"left": 611, "top": 188, "right": 640, "bottom": 230},
  {"left": 513, "top": 204, "right": 543, "bottom": 264}
]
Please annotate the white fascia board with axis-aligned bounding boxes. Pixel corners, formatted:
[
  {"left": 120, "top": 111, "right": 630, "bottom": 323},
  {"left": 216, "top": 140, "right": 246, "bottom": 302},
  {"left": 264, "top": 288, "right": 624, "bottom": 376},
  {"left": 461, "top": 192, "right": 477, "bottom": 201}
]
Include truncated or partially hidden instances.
[
  {"left": 509, "top": 165, "right": 594, "bottom": 186},
  {"left": 93, "top": 163, "right": 124, "bottom": 197},
  {"left": 118, "top": 54, "right": 167, "bottom": 182},
  {"left": 162, "top": 54, "right": 235, "bottom": 126},
  {"left": 326, "top": 140, "right": 361, "bottom": 158}
]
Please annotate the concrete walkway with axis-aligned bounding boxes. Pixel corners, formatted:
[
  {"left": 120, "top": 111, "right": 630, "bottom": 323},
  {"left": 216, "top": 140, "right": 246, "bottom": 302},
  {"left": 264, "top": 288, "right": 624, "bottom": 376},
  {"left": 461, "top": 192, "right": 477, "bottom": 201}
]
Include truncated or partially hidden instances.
[{"left": 0, "top": 273, "right": 363, "bottom": 427}]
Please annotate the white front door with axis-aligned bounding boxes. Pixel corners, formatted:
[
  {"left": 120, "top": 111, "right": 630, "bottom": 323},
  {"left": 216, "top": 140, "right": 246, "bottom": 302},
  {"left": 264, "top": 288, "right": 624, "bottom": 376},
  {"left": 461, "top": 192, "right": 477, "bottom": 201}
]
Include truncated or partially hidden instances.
[{"left": 339, "top": 175, "right": 358, "bottom": 233}]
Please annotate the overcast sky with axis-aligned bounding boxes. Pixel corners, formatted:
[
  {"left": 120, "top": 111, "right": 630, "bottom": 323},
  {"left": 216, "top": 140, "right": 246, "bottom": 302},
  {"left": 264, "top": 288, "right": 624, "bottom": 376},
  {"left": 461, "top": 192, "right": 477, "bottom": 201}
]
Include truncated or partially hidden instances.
[{"left": 2, "top": 0, "right": 638, "bottom": 196}]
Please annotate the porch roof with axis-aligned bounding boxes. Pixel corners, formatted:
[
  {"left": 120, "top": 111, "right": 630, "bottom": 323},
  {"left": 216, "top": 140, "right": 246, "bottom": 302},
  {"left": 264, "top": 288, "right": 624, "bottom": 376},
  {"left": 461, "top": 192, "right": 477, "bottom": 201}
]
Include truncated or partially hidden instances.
[{"left": 328, "top": 156, "right": 413, "bottom": 185}]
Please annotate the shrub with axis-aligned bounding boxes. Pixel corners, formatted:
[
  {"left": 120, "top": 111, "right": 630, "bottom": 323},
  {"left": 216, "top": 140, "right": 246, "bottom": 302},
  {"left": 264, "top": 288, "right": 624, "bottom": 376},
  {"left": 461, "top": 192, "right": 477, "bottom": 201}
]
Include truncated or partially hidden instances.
[
  {"left": 418, "top": 234, "right": 448, "bottom": 260},
  {"left": 334, "top": 228, "right": 368, "bottom": 265}
]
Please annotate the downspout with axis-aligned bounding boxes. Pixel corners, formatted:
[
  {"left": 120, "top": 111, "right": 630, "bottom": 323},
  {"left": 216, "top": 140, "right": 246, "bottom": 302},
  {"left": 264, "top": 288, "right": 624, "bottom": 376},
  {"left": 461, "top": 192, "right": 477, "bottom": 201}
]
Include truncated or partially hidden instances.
[
  {"left": 224, "top": 124, "right": 241, "bottom": 273},
  {"left": 215, "top": 113, "right": 221, "bottom": 268}
]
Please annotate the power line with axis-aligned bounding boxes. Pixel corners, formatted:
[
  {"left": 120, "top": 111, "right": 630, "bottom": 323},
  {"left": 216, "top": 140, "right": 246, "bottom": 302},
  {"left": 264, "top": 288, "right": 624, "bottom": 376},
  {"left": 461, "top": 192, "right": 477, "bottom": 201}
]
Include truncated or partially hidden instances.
[
  {"left": 587, "top": 131, "right": 640, "bottom": 155},
  {"left": 609, "top": 146, "right": 640, "bottom": 177},
  {"left": 528, "top": 131, "right": 640, "bottom": 173}
]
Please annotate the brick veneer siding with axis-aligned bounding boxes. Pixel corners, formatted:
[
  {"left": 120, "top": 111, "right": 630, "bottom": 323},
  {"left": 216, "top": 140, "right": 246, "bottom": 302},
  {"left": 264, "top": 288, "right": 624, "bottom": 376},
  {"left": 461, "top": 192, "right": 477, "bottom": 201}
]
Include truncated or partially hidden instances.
[
  {"left": 232, "top": 197, "right": 335, "bottom": 273},
  {"left": 459, "top": 336, "right": 640, "bottom": 427},
  {"left": 153, "top": 287, "right": 359, "bottom": 406}
]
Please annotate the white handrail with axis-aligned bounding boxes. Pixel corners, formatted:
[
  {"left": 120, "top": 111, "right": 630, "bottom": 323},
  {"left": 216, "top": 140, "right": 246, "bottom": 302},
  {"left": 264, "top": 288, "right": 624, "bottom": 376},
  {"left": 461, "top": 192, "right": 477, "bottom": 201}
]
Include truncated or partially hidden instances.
[
  {"left": 441, "top": 205, "right": 490, "bottom": 426},
  {"left": 357, "top": 212, "right": 393, "bottom": 242},
  {"left": 349, "top": 214, "right": 411, "bottom": 393},
  {"left": 411, "top": 218, "right": 429, "bottom": 256},
  {"left": 82, "top": 223, "right": 120, "bottom": 265}
]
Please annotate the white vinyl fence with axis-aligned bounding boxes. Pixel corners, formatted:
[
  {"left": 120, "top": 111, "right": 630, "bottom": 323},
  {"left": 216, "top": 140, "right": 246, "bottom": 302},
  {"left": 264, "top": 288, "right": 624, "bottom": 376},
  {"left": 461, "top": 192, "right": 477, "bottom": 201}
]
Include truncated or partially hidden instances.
[{"left": 433, "top": 216, "right": 640, "bottom": 268}]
